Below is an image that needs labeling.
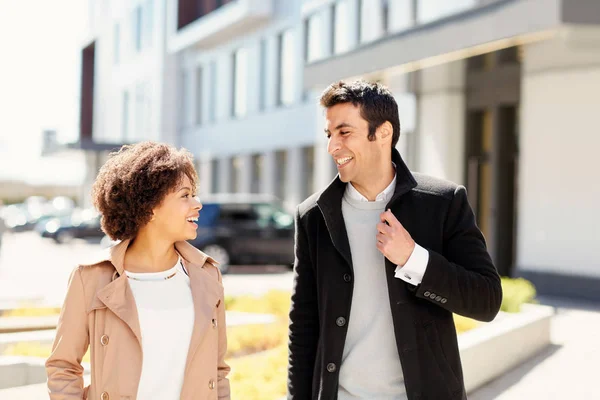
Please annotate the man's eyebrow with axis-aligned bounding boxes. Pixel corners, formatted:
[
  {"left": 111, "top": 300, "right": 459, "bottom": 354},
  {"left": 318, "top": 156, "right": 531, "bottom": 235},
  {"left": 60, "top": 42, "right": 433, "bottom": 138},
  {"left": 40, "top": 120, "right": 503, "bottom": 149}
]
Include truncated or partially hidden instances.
[{"left": 324, "top": 122, "right": 356, "bottom": 134}]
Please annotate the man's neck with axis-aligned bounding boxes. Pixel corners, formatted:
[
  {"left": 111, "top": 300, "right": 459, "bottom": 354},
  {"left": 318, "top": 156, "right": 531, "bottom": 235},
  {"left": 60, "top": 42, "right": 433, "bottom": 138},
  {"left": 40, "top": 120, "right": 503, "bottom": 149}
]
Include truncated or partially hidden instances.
[{"left": 350, "top": 164, "right": 396, "bottom": 201}]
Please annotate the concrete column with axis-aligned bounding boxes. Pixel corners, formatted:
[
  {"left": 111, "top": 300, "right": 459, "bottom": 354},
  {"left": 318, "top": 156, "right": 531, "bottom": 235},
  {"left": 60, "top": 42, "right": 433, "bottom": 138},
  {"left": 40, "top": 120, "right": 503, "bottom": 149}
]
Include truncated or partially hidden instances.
[
  {"left": 197, "top": 152, "right": 212, "bottom": 196},
  {"left": 217, "top": 157, "right": 231, "bottom": 193},
  {"left": 516, "top": 29, "right": 600, "bottom": 285},
  {"left": 261, "top": 151, "right": 277, "bottom": 196},
  {"left": 285, "top": 147, "right": 305, "bottom": 210},
  {"left": 238, "top": 154, "right": 253, "bottom": 193},
  {"left": 416, "top": 60, "right": 466, "bottom": 185},
  {"left": 311, "top": 90, "right": 337, "bottom": 191},
  {"left": 386, "top": 72, "right": 417, "bottom": 170}
]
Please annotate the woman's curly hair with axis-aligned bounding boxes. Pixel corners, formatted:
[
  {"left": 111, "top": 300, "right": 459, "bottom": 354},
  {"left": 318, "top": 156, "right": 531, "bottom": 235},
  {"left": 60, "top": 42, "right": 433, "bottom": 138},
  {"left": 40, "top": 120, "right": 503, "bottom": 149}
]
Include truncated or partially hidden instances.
[{"left": 91, "top": 141, "right": 198, "bottom": 241}]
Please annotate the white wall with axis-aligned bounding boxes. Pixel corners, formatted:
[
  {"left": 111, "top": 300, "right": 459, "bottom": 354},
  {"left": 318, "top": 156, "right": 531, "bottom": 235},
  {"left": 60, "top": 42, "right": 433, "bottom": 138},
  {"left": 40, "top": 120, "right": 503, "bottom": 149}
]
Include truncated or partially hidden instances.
[
  {"left": 416, "top": 60, "right": 466, "bottom": 185},
  {"left": 517, "top": 29, "right": 600, "bottom": 278}
]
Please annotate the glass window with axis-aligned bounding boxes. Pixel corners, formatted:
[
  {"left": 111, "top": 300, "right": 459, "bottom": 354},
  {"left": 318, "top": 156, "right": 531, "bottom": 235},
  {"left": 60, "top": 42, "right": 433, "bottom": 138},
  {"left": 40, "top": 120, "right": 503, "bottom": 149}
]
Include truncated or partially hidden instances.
[
  {"left": 209, "top": 61, "right": 217, "bottom": 122},
  {"left": 306, "top": 11, "right": 327, "bottom": 62},
  {"left": 144, "top": 0, "right": 153, "bottom": 48},
  {"left": 181, "top": 71, "right": 191, "bottom": 128},
  {"left": 133, "top": 5, "right": 142, "bottom": 52},
  {"left": 258, "top": 39, "right": 267, "bottom": 111},
  {"left": 251, "top": 154, "right": 262, "bottom": 194},
  {"left": 359, "top": 0, "right": 384, "bottom": 44},
  {"left": 232, "top": 48, "right": 248, "bottom": 118},
  {"left": 333, "top": 0, "right": 352, "bottom": 54},
  {"left": 387, "top": 0, "right": 415, "bottom": 33},
  {"left": 195, "top": 66, "right": 203, "bottom": 125},
  {"left": 122, "top": 91, "right": 130, "bottom": 140},
  {"left": 275, "top": 150, "right": 287, "bottom": 201},
  {"left": 417, "top": 0, "right": 477, "bottom": 24},
  {"left": 278, "top": 29, "right": 296, "bottom": 107},
  {"left": 211, "top": 159, "right": 219, "bottom": 193},
  {"left": 114, "top": 24, "right": 120, "bottom": 64}
]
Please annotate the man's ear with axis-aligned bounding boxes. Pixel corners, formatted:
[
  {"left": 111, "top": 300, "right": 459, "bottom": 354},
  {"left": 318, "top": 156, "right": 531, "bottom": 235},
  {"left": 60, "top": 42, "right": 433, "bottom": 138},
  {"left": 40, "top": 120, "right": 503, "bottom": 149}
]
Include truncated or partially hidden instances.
[{"left": 378, "top": 121, "right": 393, "bottom": 142}]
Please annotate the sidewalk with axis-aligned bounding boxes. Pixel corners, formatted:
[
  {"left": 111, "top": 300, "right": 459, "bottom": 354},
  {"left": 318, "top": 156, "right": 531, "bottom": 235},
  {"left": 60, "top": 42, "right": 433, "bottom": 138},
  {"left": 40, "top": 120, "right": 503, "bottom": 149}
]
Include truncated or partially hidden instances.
[{"left": 470, "top": 296, "right": 600, "bottom": 399}]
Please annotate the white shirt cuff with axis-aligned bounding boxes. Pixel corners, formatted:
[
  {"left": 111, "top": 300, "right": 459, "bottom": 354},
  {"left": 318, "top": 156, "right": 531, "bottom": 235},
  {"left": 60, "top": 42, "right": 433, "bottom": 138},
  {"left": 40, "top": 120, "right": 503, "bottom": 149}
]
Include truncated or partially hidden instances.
[{"left": 394, "top": 244, "right": 429, "bottom": 286}]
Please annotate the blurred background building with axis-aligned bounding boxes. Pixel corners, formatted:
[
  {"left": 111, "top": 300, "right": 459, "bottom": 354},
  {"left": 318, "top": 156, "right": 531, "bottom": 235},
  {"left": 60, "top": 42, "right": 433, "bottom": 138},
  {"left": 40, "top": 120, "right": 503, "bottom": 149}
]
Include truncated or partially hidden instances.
[{"left": 71, "top": 0, "right": 600, "bottom": 300}]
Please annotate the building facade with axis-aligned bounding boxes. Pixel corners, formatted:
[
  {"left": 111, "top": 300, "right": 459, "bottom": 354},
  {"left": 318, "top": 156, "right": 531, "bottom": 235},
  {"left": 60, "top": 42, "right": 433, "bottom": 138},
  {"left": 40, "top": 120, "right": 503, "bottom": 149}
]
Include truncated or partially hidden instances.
[{"left": 79, "top": 0, "right": 600, "bottom": 300}]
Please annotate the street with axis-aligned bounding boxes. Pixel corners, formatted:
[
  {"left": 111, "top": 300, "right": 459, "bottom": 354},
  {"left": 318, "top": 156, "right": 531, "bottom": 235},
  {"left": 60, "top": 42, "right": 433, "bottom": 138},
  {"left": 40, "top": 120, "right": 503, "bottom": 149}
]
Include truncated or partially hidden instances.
[{"left": 0, "top": 231, "right": 294, "bottom": 308}]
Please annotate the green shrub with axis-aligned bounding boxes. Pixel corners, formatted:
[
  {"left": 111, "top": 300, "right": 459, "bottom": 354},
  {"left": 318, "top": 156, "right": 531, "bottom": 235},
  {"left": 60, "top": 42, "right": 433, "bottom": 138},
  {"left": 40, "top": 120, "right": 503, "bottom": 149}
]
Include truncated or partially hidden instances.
[{"left": 500, "top": 277, "right": 536, "bottom": 313}]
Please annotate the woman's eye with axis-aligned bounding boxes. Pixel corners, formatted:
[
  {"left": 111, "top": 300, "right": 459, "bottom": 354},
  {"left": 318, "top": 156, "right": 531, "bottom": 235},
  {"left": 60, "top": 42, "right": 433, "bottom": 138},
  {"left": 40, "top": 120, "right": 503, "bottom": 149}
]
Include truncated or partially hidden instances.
[{"left": 182, "top": 194, "right": 189, "bottom": 198}]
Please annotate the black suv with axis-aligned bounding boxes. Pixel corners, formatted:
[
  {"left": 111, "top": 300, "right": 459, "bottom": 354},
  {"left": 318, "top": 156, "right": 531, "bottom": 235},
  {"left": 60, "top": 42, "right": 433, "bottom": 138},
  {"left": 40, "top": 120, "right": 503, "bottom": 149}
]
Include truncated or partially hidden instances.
[{"left": 189, "top": 194, "right": 295, "bottom": 274}]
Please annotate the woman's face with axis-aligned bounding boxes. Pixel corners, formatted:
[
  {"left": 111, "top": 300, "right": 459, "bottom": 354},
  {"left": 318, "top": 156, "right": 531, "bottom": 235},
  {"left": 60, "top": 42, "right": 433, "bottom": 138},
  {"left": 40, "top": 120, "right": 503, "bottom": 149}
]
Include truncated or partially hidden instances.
[{"left": 150, "top": 174, "right": 202, "bottom": 242}]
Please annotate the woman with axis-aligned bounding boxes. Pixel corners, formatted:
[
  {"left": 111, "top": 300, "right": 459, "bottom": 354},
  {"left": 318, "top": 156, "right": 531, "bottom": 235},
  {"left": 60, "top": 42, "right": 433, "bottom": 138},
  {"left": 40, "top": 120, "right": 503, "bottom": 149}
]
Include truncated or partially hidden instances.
[{"left": 46, "top": 142, "right": 230, "bottom": 399}]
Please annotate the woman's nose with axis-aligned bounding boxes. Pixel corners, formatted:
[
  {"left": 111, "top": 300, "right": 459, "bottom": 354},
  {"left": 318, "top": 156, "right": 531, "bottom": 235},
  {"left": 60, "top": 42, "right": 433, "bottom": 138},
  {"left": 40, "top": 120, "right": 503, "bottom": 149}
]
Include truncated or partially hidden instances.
[{"left": 194, "top": 196, "right": 202, "bottom": 210}]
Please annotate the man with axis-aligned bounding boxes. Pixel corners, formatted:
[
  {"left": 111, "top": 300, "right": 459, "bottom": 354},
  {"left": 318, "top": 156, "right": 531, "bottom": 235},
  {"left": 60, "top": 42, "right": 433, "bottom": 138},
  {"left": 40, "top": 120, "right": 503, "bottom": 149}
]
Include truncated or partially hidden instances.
[{"left": 287, "top": 80, "right": 502, "bottom": 400}]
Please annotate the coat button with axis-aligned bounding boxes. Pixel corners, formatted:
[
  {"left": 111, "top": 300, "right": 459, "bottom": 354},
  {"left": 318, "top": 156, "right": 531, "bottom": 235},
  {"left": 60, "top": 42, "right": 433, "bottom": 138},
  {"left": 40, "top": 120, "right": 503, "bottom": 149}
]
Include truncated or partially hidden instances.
[
  {"left": 424, "top": 291, "right": 431, "bottom": 297},
  {"left": 100, "top": 392, "right": 109, "bottom": 400},
  {"left": 441, "top": 298, "right": 447, "bottom": 304},
  {"left": 208, "top": 379, "right": 216, "bottom": 390},
  {"left": 211, "top": 318, "right": 217, "bottom": 328},
  {"left": 326, "top": 363, "right": 337, "bottom": 373},
  {"left": 435, "top": 296, "right": 442, "bottom": 302},
  {"left": 100, "top": 335, "right": 109, "bottom": 346},
  {"left": 429, "top": 293, "right": 437, "bottom": 299},
  {"left": 336, "top": 317, "right": 346, "bottom": 327},
  {"left": 343, "top": 274, "right": 352, "bottom": 282}
]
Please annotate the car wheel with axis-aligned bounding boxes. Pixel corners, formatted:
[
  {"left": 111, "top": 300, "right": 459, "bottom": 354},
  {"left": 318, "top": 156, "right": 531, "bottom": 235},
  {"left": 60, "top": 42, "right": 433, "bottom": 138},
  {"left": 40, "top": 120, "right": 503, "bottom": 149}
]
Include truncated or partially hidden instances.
[
  {"left": 55, "top": 230, "right": 74, "bottom": 244},
  {"left": 202, "top": 244, "right": 231, "bottom": 275}
]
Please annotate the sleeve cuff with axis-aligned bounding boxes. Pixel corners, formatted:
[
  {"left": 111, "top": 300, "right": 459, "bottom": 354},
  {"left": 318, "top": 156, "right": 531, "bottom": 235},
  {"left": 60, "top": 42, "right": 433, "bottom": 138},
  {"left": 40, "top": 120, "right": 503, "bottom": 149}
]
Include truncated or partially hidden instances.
[{"left": 394, "top": 244, "right": 429, "bottom": 286}]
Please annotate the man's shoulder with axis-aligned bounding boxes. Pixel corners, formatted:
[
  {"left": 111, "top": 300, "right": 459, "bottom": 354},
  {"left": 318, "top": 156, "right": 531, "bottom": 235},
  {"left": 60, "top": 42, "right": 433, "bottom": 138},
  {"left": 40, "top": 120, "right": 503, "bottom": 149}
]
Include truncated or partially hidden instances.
[
  {"left": 297, "top": 190, "right": 323, "bottom": 219},
  {"left": 411, "top": 172, "right": 461, "bottom": 200}
]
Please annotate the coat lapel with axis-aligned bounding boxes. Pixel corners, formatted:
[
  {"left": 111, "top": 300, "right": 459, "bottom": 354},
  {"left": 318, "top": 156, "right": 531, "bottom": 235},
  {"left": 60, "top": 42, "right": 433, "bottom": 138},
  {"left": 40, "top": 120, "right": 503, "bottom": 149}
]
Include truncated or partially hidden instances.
[
  {"left": 97, "top": 274, "right": 143, "bottom": 345},
  {"left": 182, "top": 257, "right": 223, "bottom": 373},
  {"left": 317, "top": 178, "right": 354, "bottom": 270}
]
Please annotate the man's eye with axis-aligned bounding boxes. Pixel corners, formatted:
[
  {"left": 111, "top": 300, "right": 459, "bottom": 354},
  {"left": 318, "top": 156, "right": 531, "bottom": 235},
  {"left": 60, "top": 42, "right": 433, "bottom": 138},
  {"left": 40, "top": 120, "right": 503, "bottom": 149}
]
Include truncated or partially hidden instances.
[
  {"left": 326, "top": 134, "right": 331, "bottom": 139},
  {"left": 340, "top": 131, "right": 349, "bottom": 135}
]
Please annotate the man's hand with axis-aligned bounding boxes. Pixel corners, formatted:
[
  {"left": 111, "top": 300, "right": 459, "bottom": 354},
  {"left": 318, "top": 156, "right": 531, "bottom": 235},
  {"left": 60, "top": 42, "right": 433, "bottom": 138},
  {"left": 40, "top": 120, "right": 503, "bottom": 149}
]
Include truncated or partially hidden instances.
[{"left": 376, "top": 210, "right": 415, "bottom": 266}]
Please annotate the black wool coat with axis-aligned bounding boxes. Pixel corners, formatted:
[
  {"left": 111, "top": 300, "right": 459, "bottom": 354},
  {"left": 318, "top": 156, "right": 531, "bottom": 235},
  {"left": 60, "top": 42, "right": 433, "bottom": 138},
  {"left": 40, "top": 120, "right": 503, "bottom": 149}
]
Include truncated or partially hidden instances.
[{"left": 287, "top": 149, "right": 502, "bottom": 400}]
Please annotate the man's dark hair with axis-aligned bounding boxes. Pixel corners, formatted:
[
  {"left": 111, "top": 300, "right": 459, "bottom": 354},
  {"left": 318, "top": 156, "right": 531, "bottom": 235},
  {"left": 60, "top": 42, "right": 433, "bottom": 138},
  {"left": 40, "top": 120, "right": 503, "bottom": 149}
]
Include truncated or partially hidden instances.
[
  {"left": 319, "top": 80, "right": 400, "bottom": 148},
  {"left": 91, "top": 141, "right": 198, "bottom": 241}
]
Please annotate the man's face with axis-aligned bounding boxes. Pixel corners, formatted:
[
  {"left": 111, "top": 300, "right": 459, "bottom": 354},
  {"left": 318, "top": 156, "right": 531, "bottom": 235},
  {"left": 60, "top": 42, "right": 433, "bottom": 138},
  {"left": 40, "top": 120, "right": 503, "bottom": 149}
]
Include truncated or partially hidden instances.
[{"left": 325, "top": 103, "right": 386, "bottom": 186}]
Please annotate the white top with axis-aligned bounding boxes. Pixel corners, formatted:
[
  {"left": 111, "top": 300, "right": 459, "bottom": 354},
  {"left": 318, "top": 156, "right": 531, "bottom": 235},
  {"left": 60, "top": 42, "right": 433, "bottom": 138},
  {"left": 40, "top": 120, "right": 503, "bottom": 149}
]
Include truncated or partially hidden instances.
[{"left": 125, "top": 258, "right": 195, "bottom": 400}]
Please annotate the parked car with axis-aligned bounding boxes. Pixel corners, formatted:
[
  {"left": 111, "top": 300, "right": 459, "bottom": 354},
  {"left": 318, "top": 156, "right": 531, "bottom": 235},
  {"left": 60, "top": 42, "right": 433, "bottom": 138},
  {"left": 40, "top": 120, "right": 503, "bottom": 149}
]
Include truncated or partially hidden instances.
[
  {"left": 189, "top": 194, "right": 295, "bottom": 274},
  {"left": 37, "top": 209, "right": 104, "bottom": 244}
]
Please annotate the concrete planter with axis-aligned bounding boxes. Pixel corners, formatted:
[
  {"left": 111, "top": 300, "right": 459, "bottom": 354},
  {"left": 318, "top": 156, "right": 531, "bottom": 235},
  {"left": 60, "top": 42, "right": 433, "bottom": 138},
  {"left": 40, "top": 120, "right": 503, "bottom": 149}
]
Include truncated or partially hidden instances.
[
  {"left": 0, "top": 305, "right": 553, "bottom": 397},
  {"left": 460, "top": 304, "right": 554, "bottom": 393}
]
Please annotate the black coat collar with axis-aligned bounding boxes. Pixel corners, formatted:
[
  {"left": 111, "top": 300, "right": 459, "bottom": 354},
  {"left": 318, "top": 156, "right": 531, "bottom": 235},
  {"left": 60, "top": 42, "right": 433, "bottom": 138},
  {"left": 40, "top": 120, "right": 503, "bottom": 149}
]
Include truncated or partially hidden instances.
[{"left": 316, "top": 148, "right": 417, "bottom": 269}]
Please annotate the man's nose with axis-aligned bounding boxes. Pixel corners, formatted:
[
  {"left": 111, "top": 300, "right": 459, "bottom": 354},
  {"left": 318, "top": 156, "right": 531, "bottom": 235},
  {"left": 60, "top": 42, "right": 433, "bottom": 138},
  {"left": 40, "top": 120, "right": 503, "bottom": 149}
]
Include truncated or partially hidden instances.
[{"left": 327, "top": 135, "right": 340, "bottom": 155}]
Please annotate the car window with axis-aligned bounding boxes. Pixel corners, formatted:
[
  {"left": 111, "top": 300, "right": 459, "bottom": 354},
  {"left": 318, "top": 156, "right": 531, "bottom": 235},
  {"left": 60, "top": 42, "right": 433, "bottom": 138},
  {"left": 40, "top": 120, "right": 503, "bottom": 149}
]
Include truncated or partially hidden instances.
[
  {"left": 198, "top": 204, "right": 220, "bottom": 226},
  {"left": 219, "top": 204, "right": 256, "bottom": 223},
  {"left": 253, "top": 204, "right": 293, "bottom": 228}
]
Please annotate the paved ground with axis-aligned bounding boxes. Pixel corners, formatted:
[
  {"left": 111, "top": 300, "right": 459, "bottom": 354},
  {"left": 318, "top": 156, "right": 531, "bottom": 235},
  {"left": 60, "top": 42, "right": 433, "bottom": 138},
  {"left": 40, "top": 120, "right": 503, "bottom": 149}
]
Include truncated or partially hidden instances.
[
  {"left": 0, "top": 231, "right": 294, "bottom": 308},
  {"left": 469, "top": 296, "right": 600, "bottom": 399}
]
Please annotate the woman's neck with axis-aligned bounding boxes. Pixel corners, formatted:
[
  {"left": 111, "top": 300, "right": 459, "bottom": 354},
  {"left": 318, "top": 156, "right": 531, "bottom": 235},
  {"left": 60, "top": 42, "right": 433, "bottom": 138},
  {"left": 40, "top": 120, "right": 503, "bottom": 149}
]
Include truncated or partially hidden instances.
[{"left": 124, "top": 230, "right": 179, "bottom": 273}]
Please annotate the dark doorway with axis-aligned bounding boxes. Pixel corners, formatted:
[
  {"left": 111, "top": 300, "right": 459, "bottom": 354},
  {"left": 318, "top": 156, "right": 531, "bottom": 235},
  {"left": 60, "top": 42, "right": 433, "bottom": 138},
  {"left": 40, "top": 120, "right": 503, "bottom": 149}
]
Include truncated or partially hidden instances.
[{"left": 465, "top": 47, "right": 521, "bottom": 277}]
